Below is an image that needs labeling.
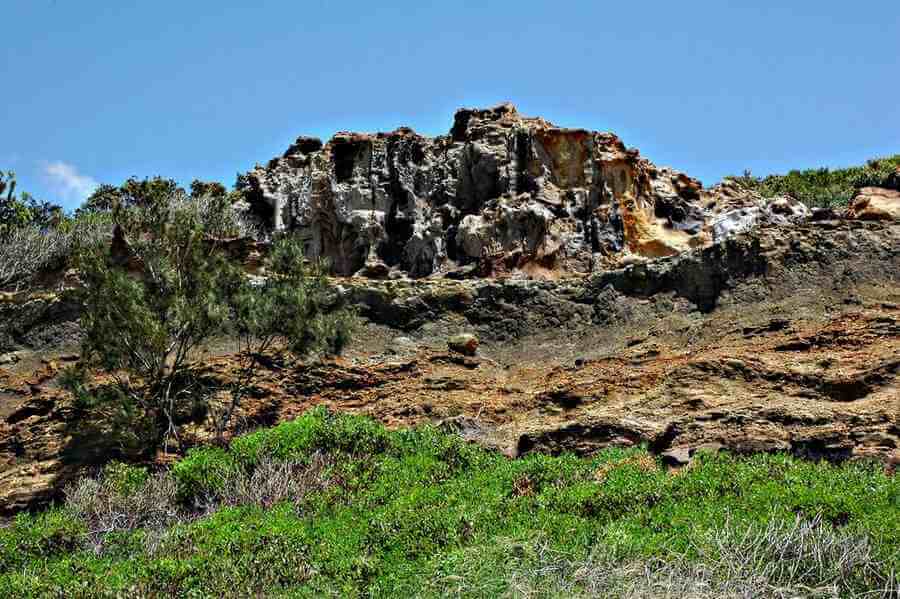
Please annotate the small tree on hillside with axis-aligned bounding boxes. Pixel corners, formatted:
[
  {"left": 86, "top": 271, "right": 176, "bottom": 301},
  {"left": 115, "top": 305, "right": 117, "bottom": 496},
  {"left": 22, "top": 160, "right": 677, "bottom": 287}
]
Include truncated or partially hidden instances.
[
  {"left": 78, "top": 177, "right": 184, "bottom": 215},
  {"left": 75, "top": 195, "right": 353, "bottom": 452},
  {"left": 211, "top": 239, "right": 354, "bottom": 439}
]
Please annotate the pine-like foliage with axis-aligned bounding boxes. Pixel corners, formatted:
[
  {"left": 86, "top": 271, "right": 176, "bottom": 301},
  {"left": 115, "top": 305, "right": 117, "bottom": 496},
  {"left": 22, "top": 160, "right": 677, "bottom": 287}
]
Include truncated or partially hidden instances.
[{"left": 74, "top": 194, "right": 353, "bottom": 452}]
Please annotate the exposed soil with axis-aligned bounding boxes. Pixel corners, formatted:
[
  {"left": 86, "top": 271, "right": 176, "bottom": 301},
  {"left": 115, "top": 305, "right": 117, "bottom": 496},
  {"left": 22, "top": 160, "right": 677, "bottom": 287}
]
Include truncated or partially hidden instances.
[{"left": 1, "top": 219, "right": 898, "bottom": 513}]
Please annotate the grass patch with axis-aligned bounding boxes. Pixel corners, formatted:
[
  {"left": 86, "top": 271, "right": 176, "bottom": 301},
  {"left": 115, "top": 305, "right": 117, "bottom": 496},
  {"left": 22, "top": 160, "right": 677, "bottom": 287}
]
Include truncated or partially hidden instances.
[{"left": 2, "top": 407, "right": 898, "bottom": 597}]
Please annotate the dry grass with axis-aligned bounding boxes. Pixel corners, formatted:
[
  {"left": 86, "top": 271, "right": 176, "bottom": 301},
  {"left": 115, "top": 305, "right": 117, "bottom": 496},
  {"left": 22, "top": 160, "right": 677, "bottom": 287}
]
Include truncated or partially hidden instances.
[
  {"left": 0, "top": 227, "right": 70, "bottom": 291},
  {"left": 64, "top": 452, "right": 335, "bottom": 556},
  {"left": 593, "top": 453, "right": 659, "bottom": 483},
  {"left": 65, "top": 470, "right": 182, "bottom": 554},
  {"left": 177, "top": 193, "right": 261, "bottom": 239},
  {"left": 201, "top": 452, "right": 335, "bottom": 510},
  {"left": 0, "top": 218, "right": 111, "bottom": 291},
  {"left": 497, "top": 517, "right": 900, "bottom": 598},
  {"left": 0, "top": 192, "right": 256, "bottom": 294}
]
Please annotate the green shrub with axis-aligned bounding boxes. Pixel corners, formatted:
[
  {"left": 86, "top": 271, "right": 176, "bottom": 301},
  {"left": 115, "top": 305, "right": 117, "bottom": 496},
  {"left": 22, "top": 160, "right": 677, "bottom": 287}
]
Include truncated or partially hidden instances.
[
  {"left": 75, "top": 194, "right": 354, "bottom": 452},
  {"left": 3, "top": 411, "right": 899, "bottom": 596},
  {"left": 175, "top": 408, "right": 388, "bottom": 504},
  {"left": 172, "top": 446, "right": 237, "bottom": 502},
  {"left": 101, "top": 461, "right": 150, "bottom": 495},
  {"left": 0, "top": 510, "right": 86, "bottom": 572},
  {"left": 229, "top": 407, "right": 391, "bottom": 464},
  {"left": 730, "top": 155, "right": 900, "bottom": 208}
]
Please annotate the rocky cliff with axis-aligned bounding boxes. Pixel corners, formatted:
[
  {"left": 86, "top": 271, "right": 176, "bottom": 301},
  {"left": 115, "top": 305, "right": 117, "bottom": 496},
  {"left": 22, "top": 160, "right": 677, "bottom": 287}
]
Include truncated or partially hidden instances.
[
  {"left": 244, "top": 104, "right": 808, "bottom": 278},
  {"left": 2, "top": 107, "right": 898, "bottom": 514},
  {"left": 3, "top": 217, "right": 898, "bottom": 512}
]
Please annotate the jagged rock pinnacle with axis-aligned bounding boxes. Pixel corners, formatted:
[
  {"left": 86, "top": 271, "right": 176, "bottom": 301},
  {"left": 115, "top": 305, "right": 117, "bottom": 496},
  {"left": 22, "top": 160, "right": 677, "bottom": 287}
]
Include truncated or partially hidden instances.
[{"left": 243, "top": 106, "right": 808, "bottom": 278}]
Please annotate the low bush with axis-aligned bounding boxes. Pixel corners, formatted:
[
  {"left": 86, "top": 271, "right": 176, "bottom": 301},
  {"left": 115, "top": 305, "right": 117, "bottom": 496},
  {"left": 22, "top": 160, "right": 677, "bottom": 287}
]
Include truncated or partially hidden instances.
[
  {"left": 0, "top": 509, "right": 86, "bottom": 572},
  {"left": 2, "top": 410, "right": 898, "bottom": 597},
  {"left": 456, "top": 520, "right": 899, "bottom": 599},
  {"left": 0, "top": 170, "right": 113, "bottom": 292},
  {"left": 79, "top": 176, "right": 259, "bottom": 238},
  {"left": 211, "top": 453, "right": 335, "bottom": 510},
  {"left": 0, "top": 175, "right": 256, "bottom": 294},
  {"left": 174, "top": 407, "right": 383, "bottom": 501},
  {"left": 65, "top": 463, "right": 179, "bottom": 538},
  {"left": 0, "top": 225, "right": 70, "bottom": 291},
  {"left": 729, "top": 155, "right": 900, "bottom": 209}
]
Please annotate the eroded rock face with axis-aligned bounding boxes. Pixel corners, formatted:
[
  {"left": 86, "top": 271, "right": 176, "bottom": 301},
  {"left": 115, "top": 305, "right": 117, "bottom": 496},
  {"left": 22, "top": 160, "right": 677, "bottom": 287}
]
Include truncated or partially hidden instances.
[
  {"left": 245, "top": 104, "right": 793, "bottom": 278},
  {"left": 2, "top": 219, "right": 898, "bottom": 513},
  {"left": 848, "top": 187, "right": 900, "bottom": 221}
]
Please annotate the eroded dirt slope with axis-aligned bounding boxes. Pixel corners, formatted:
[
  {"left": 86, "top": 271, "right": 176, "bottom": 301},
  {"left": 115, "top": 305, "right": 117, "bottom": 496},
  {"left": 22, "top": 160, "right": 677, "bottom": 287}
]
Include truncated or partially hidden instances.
[{"left": 1, "top": 219, "right": 898, "bottom": 513}]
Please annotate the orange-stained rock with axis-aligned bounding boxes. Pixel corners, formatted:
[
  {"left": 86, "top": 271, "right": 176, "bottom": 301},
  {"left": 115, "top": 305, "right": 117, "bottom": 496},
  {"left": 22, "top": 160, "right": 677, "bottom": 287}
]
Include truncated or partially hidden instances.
[
  {"left": 848, "top": 187, "right": 900, "bottom": 221},
  {"left": 244, "top": 104, "right": 775, "bottom": 279},
  {"left": 448, "top": 333, "right": 479, "bottom": 356}
]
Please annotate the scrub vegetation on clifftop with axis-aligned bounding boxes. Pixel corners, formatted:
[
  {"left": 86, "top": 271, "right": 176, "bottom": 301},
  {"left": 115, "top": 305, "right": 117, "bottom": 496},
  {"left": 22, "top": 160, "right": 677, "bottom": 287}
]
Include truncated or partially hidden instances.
[
  {"left": 2, "top": 409, "right": 898, "bottom": 597},
  {"left": 728, "top": 154, "right": 900, "bottom": 209}
]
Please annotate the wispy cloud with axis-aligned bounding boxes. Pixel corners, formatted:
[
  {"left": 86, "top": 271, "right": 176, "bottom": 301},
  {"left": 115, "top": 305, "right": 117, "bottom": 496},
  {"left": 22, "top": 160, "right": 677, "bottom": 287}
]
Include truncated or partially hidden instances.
[{"left": 43, "top": 161, "right": 99, "bottom": 203}]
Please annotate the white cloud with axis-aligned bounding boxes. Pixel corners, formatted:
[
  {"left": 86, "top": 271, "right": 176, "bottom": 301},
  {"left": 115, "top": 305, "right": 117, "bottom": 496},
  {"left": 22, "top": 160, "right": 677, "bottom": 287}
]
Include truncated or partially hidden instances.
[{"left": 43, "top": 161, "right": 98, "bottom": 203}]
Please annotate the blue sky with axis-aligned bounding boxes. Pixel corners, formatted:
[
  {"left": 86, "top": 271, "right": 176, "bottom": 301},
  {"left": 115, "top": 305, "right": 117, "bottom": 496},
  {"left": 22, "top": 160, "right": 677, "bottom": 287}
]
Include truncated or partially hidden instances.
[{"left": 3, "top": 1, "right": 899, "bottom": 211}]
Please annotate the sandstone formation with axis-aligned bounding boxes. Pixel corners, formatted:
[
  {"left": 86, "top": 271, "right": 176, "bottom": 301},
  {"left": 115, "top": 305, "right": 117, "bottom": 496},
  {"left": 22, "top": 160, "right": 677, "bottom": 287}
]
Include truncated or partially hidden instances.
[
  {"left": 243, "top": 104, "right": 807, "bottom": 278},
  {"left": 2, "top": 106, "right": 899, "bottom": 514},
  {"left": 2, "top": 218, "right": 898, "bottom": 512},
  {"left": 848, "top": 187, "right": 900, "bottom": 221}
]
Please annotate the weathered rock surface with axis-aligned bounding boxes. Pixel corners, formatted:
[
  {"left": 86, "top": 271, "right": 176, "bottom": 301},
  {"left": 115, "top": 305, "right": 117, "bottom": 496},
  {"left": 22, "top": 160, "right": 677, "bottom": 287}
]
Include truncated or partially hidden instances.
[
  {"left": 448, "top": 333, "right": 479, "bottom": 356},
  {"left": 848, "top": 187, "right": 900, "bottom": 221},
  {"left": 0, "top": 291, "right": 82, "bottom": 354},
  {"left": 244, "top": 104, "right": 806, "bottom": 278},
  {"left": 2, "top": 219, "right": 898, "bottom": 513}
]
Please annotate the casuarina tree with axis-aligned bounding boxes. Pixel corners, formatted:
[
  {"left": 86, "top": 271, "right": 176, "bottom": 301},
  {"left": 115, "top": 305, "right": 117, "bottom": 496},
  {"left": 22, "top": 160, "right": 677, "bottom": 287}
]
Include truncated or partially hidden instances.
[{"left": 75, "top": 192, "right": 353, "bottom": 452}]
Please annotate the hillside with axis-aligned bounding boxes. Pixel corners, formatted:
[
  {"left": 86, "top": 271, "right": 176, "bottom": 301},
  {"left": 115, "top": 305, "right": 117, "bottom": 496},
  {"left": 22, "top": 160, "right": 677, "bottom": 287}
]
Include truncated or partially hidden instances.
[
  {"left": 0, "top": 105, "right": 899, "bottom": 597},
  {"left": 728, "top": 156, "right": 900, "bottom": 209},
  {"left": 2, "top": 410, "right": 898, "bottom": 596}
]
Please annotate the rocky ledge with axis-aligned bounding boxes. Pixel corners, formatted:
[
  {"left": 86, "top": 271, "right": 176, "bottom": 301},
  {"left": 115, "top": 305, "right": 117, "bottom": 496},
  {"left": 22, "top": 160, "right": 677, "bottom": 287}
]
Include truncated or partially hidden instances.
[
  {"left": 2, "top": 219, "right": 897, "bottom": 512},
  {"left": 2, "top": 107, "right": 899, "bottom": 514},
  {"left": 243, "top": 104, "right": 809, "bottom": 278}
]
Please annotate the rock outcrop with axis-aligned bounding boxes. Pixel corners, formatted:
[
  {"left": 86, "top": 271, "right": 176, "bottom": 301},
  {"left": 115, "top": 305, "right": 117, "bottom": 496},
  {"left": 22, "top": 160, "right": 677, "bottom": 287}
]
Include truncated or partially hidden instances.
[
  {"left": 848, "top": 187, "right": 900, "bottom": 221},
  {"left": 244, "top": 104, "right": 805, "bottom": 278},
  {"left": 2, "top": 218, "right": 898, "bottom": 513},
  {"left": 3, "top": 105, "right": 898, "bottom": 514}
]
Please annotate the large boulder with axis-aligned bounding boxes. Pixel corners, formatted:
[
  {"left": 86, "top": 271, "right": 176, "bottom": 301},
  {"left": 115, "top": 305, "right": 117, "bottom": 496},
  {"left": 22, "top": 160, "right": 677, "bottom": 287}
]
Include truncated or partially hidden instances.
[
  {"left": 847, "top": 187, "right": 900, "bottom": 221},
  {"left": 243, "top": 104, "right": 796, "bottom": 278}
]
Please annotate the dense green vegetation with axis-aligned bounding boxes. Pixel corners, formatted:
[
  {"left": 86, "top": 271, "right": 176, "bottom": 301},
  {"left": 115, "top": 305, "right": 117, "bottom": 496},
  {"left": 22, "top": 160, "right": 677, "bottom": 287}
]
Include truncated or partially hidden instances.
[
  {"left": 728, "top": 155, "right": 900, "bottom": 209},
  {"left": 0, "top": 171, "right": 63, "bottom": 234},
  {"left": 67, "top": 186, "right": 353, "bottom": 453},
  {"left": 2, "top": 409, "right": 897, "bottom": 597}
]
